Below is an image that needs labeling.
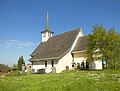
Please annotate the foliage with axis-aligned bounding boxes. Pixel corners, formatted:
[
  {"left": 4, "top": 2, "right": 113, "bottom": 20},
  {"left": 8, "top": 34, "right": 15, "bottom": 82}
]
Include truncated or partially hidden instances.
[
  {"left": 17, "top": 56, "right": 25, "bottom": 70},
  {"left": 87, "top": 25, "right": 120, "bottom": 69},
  {"left": 0, "top": 70, "right": 120, "bottom": 91},
  {"left": 6, "top": 70, "right": 27, "bottom": 76},
  {"left": 87, "top": 25, "right": 107, "bottom": 62},
  {"left": 105, "top": 29, "right": 120, "bottom": 69},
  {"left": 0, "top": 64, "right": 11, "bottom": 71},
  {"left": 12, "top": 64, "right": 17, "bottom": 70}
]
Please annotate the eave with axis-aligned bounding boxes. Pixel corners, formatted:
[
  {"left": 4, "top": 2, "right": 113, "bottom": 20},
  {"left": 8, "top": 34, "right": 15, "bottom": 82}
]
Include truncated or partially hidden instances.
[
  {"left": 29, "top": 57, "right": 59, "bottom": 62},
  {"left": 71, "top": 50, "right": 86, "bottom": 54}
]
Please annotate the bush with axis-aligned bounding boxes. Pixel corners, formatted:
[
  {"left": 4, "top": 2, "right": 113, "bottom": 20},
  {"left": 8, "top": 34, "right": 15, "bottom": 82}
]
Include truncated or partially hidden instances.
[{"left": 6, "top": 70, "right": 27, "bottom": 76}]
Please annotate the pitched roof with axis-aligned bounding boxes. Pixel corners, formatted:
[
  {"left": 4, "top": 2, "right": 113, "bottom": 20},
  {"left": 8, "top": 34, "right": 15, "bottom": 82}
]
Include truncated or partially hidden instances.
[
  {"left": 31, "top": 42, "right": 46, "bottom": 57},
  {"left": 30, "top": 28, "right": 81, "bottom": 61},
  {"left": 72, "top": 36, "right": 88, "bottom": 52}
]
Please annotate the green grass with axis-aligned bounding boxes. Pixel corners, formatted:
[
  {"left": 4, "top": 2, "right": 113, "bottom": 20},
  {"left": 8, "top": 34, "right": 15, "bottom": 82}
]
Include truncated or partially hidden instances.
[{"left": 0, "top": 70, "right": 120, "bottom": 91}]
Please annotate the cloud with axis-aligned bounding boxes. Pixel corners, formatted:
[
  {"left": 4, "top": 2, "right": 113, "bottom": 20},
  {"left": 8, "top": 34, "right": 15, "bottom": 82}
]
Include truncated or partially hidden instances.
[{"left": 0, "top": 40, "right": 37, "bottom": 49}]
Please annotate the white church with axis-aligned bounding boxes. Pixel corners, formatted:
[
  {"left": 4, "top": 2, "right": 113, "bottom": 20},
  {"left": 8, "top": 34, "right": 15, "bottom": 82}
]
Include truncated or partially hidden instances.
[{"left": 29, "top": 11, "right": 102, "bottom": 73}]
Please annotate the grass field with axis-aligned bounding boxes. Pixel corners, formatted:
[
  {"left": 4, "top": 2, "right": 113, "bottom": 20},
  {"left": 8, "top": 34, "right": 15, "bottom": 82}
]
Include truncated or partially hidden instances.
[{"left": 0, "top": 70, "right": 120, "bottom": 91}]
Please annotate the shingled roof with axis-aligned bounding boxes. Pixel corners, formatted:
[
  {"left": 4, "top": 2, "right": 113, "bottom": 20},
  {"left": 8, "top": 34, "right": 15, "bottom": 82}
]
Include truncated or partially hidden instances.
[
  {"left": 30, "top": 28, "right": 81, "bottom": 61},
  {"left": 72, "top": 36, "right": 88, "bottom": 52}
]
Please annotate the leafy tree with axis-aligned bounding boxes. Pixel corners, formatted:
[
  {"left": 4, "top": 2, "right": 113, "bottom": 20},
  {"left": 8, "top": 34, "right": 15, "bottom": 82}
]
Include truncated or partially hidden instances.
[
  {"left": 87, "top": 25, "right": 107, "bottom": 62},
  {"left": 87, "top": 25, "right": 120, "bottom": 69},
  {"left": 105, "top": 29, "right": 120, "bottom": 69},
  {"left": 17, "top": 56, "right": 25, "bottom": 70}
]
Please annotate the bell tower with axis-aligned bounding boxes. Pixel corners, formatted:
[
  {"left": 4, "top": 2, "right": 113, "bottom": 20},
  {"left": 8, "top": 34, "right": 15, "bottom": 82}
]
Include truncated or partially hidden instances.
[{"left": 41, "top": 10, "right": 54, "bottom": 42}]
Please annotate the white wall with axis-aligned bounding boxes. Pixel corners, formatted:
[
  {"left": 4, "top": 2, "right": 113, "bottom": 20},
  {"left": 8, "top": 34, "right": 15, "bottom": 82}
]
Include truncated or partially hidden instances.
[
  {"left": 32, "top": 61, "right": 45, "bottom": 72},
  {"left": 42, "top": 32, "right": 52, "bottom": 42},
  {"left": 73, "top": 52, "right": 102, "bottom": 70},
  {"left": 56, "top": 52, "right": 73, "bottom": 73},
  {"left": 32, "top": 60, "right": 58, "bottom": 73},
  {"left": 90, "top": 60, "right": 102, "bottom": 70}
]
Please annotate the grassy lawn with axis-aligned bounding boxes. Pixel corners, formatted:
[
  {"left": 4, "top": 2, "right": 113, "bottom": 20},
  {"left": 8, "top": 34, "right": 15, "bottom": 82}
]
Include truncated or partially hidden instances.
[{"left": 0, "top": 70, "right": 120, "bottom": 91}]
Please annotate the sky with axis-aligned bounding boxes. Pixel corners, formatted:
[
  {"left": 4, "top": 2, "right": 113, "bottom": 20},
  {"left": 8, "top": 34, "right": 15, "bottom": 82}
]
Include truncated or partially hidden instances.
[{"left": 0, "top": 0, "right": 120, "bottom": 66}]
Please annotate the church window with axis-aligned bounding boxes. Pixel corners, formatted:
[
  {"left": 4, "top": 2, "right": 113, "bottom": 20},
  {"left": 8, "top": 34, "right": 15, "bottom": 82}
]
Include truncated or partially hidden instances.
[
  {"left": 45, "top": 61, "right": 47, "bottom": 67},
  {"left": 51, "top": 60, "right": 54, "bottom": 67}
]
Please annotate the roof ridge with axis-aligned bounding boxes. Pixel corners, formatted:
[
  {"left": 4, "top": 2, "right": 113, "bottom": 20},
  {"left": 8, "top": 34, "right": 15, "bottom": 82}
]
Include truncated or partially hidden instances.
[{"left": 48, "top": 28, "right": 81, "bottom": 40}]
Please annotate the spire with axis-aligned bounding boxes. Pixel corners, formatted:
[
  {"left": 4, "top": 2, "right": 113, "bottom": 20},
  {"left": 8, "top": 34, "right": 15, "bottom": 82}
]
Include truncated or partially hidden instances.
[
  {"left": 41, "top": 9, "right": 54, "bottom": 34},
  {"left": 41, "top": 7, "right": 54, "bottom": 42},
  {"left": 46, "top": 9, "right": 49, "bottom": 30}
]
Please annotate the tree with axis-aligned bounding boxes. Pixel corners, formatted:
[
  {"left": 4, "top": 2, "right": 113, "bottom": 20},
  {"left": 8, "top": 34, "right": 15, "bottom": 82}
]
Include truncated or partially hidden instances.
[
  {"left": 87, "top": 25, "right": 107, "bottom": 62},
  {"left": 0, "top": 64, "right": 8, "bottom": 70},
  {"left": 17, "top": 56, "right": 25, "bottom": 70},
  {"left": 105, "top": 29, "right": 120, "bottom": 69},
  {"left": 87, "top": 25, "right": 120, "bottom": 69}
]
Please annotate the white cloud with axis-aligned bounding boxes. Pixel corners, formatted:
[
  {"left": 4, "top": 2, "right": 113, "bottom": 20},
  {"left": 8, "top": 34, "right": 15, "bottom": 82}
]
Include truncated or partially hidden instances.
[{"left": 0, "top": 40, "right": 37, "bottom": 49}]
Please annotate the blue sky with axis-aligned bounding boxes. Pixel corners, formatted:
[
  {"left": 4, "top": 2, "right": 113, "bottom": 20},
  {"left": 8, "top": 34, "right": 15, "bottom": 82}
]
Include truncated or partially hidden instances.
[{"left": 0, "top": 0, "right": 120, "bottom": 66}]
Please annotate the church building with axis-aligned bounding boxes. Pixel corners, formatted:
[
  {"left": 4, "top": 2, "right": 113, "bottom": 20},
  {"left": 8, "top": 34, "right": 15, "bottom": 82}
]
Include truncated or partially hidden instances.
[{"left": 29, "top": 10, "right": 102, "bottom": 73}]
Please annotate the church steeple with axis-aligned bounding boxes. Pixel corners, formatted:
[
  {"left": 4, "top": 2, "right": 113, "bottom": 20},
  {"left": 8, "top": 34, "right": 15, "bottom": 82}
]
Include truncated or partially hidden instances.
[
  {"left": 41, "top": 9, "right": 54, "bottom": 42},
  {"left": 46, "top": 10, "right": 49, "bottom": 30}
]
